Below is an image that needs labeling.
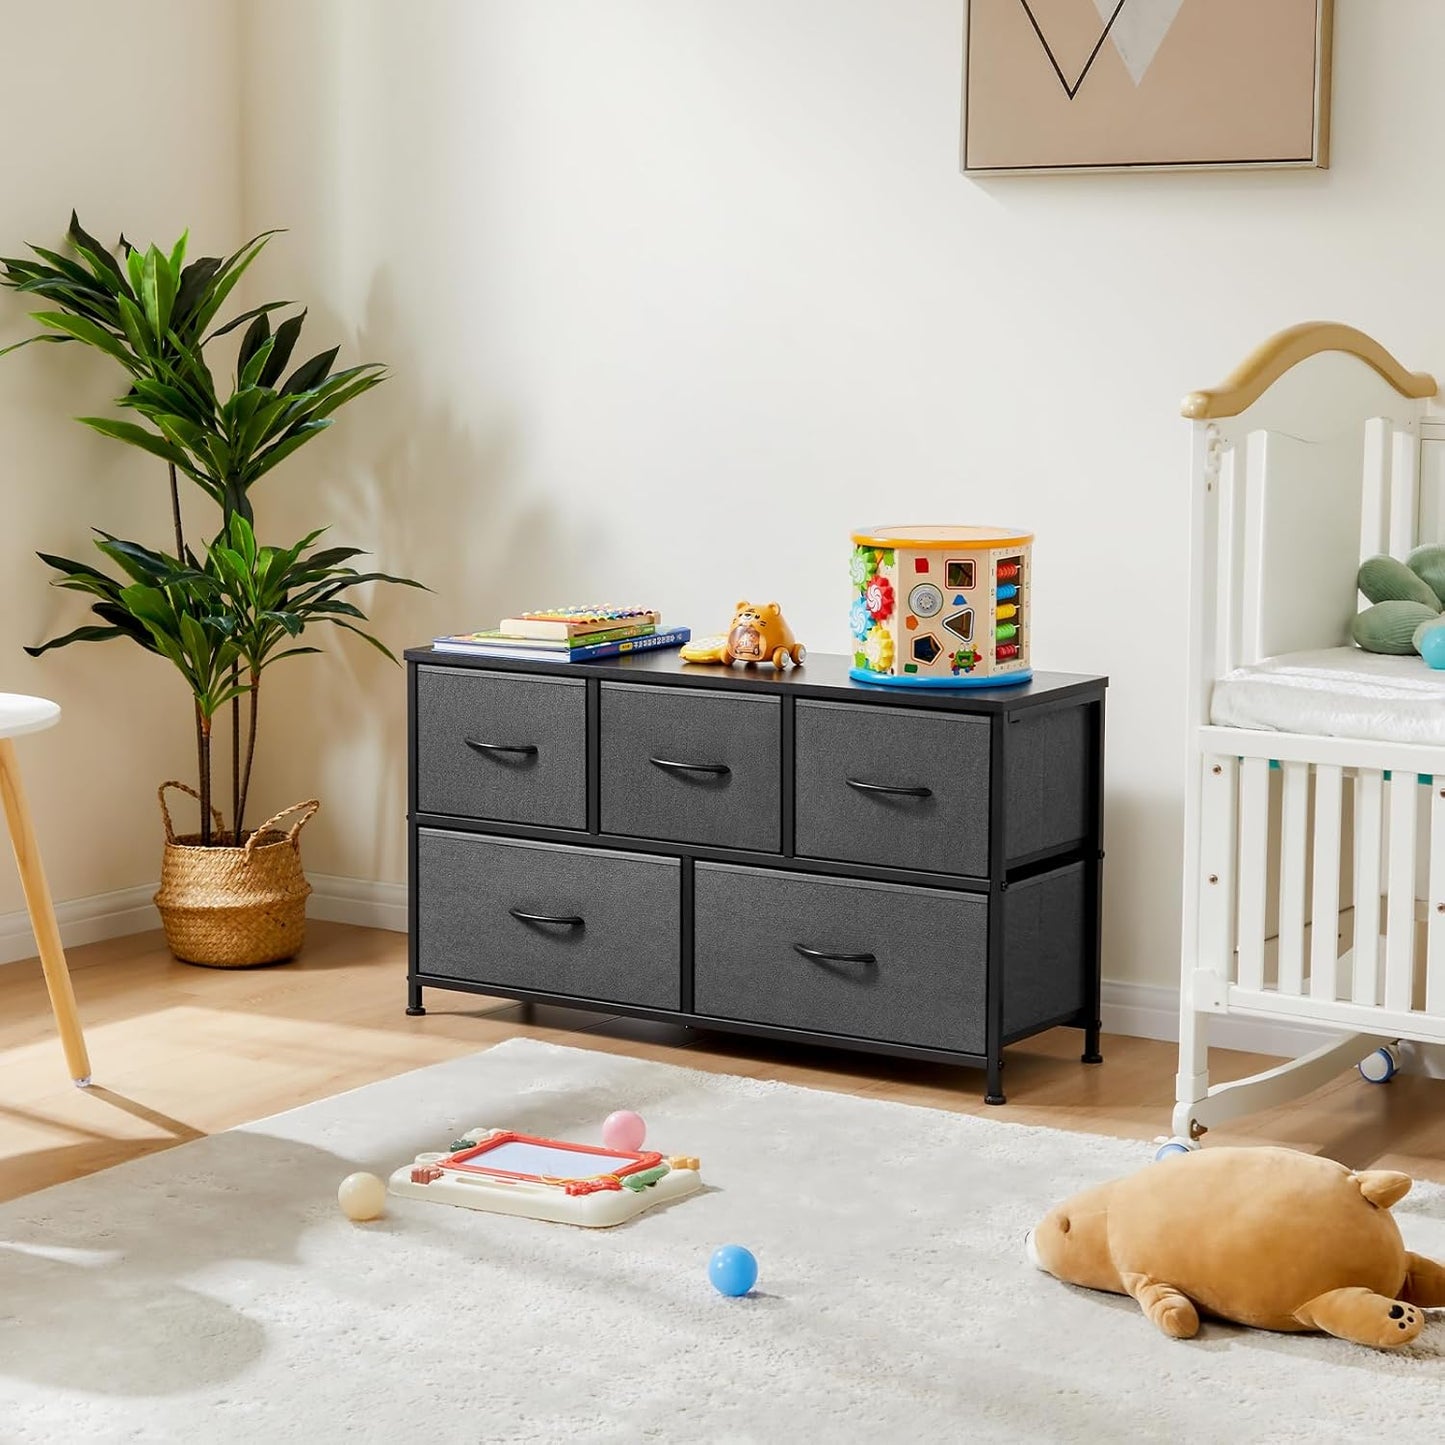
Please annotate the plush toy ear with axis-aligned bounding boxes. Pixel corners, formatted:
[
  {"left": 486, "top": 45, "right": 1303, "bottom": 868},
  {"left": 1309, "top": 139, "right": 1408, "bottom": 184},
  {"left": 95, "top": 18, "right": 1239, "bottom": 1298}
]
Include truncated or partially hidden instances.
[
  {"left": 735, "top": 599, "right": 750, "bottom": 612},
  {"left": 766, "top": 602, "right": 780, "bottom": 617},
  {"left": 1354, "top": 1170, "right": 1412, "bottom": 1210}
]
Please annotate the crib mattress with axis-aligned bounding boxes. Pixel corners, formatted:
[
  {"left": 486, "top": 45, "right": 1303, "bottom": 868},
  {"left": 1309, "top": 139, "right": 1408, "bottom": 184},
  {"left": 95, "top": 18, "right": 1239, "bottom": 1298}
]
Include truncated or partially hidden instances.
[{"left": 1209, "top": 647, "right": 1445, "bottom": 747}]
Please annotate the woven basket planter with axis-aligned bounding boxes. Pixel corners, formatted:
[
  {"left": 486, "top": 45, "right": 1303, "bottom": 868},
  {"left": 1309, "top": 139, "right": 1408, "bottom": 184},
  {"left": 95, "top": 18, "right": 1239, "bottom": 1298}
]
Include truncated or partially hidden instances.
[{"left": 153, "top": 782, "right": 319, "bottom": 968}]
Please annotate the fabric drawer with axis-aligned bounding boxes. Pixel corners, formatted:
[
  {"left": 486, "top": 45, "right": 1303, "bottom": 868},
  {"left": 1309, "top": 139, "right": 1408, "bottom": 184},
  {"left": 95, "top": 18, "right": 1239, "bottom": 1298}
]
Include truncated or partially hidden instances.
[
  {"left": 600, "top": 684, "right": 781, "bottom": 852},
  {"left": 416, "top": 666, "right": 586, "bottom": 830},
  {"left": 794, "top": 701, "right": 990, "bottom": 877},
  {"left": 693, "top": 863, "right": 986, "bottom": 1053},
  {"left": 416, "top": 830, "right": 680, "bottom": 1009}
]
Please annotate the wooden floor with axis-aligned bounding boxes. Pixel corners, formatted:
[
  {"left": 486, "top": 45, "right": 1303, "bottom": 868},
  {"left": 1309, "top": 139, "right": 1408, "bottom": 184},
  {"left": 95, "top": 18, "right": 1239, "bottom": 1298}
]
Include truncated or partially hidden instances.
[{"left": 3, "top": 920, "right": 1445, "bottom": 1203}]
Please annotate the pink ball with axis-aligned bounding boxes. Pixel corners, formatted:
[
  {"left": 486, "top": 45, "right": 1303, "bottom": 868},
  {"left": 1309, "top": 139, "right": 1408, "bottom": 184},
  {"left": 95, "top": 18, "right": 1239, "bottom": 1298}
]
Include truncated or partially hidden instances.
[{"left": 602, "top": 1109, "right": 647, "bottom": 1152}]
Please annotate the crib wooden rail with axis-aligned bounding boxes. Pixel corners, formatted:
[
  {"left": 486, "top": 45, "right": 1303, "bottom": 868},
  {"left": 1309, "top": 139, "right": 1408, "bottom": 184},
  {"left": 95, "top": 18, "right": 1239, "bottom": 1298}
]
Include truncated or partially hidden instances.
[
  {"left": 1181, "top": 322, "right": 1438, "bottom": 420},
  {"left": 1194, "top": 732, "right": 1445, "bottom": 1043}
]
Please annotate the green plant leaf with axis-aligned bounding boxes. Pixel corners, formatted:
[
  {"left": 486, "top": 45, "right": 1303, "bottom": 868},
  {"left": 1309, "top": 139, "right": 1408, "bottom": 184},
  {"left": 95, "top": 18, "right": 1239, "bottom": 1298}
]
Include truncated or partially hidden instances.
[
  {"left": 68, "top": 212, "right": 129, "bottom": 290},
  {"left": 244, "top": 418, "right": 331, "bottom": 481},
  {"left": 206, "top": 300, "right": 292, "bottom": 343},
  {"left": 280, "top": 345, "right": 339, "bottom": 396},
  {"left": 0, "top": 333, "right": 72, "bottom": 358},
  {"left": 77, "top": 415, "right": 187, "bottom": 464},
  {"left": 190, "top": 230, "right": 282, "bottom": 339},
  {"left": 23, "top": 624, "right": 128, "bottom": 657},
  {"left": 171, "top": 255, "right": 222, "bottom": 329},
  {"left": 239, "top": 334, "right": 276, "bottom": 390},
  {"left": 237, "top": 312, "right": 270, "bottom": 372},
  {"left": 257, "top": 309, "right": 305, "bottom": 387},
  {"left": 32, "top": 311, "right": 138, "bottom": 370}
]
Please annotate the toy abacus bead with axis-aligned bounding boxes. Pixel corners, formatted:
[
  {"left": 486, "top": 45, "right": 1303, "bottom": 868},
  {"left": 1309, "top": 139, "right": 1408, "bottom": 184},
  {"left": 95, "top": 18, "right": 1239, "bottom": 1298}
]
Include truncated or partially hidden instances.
[{"left": 849, "top": 526, "right": 1033, "bottom": 688}]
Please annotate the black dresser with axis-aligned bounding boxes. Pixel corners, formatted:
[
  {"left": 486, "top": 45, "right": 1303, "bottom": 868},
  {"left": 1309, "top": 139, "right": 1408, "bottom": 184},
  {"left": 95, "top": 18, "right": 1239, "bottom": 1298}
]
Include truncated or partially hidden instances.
[{"left": 404, "top": 648, "right": 1107, "bottom": 1103}]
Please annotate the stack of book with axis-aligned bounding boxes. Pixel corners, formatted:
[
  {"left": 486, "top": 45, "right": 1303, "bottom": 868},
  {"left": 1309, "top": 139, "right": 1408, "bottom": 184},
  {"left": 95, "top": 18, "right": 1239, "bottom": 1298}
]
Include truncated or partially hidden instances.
[{"left": 432, "top": 607, "right": 690, "bottom": 662}]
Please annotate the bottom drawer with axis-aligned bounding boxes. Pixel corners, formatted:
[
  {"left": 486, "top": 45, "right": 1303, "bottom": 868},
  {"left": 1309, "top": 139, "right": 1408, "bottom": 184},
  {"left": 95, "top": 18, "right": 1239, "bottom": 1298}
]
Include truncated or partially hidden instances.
[
  {"left": 693, "top": 864, "right": 986, "bottom": 1053},
  {"left": 417, "top": 830, "right": 680, "bottom": 1008}
]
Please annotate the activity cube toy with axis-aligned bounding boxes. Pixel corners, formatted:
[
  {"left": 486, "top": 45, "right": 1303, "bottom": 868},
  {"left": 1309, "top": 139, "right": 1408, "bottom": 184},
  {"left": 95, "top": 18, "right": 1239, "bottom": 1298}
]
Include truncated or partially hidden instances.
[
  {"left": 849, "top": 525, "right": 1032, "bottom": 687},
  {"left": 387, "top": 1127, "right": 704, "bottom": 1228}
]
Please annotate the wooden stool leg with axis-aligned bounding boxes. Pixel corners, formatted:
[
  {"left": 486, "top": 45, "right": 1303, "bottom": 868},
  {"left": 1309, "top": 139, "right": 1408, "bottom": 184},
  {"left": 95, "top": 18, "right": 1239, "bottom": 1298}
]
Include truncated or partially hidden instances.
[{"left": 0, "top": 738, "right": 91, "bottom": 1085}]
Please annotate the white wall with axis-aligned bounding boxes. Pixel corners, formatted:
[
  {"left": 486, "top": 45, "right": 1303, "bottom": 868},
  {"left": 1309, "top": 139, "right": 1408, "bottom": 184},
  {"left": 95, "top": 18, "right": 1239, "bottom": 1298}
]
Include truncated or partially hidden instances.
[
  {"left": 238, "top": 0, "right": 1445, "bottom": 989},
  {"left": 12, "top": 0, "right": 1443, "bottom": 995},
  {"left": 0, "top": 2, "right": 242, "bottom": 916}
]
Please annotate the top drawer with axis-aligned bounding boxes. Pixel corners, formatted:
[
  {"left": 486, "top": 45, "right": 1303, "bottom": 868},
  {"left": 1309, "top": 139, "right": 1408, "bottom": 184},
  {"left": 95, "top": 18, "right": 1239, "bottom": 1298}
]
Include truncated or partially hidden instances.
[
  {"left": 794, "top": 700, "right": 990, "bottom": 877},
  {"left": 415, "top": 666, "right": 586, "bottom": 829},
  {"left": 600, "top": 684, "right": 781, "bottom": 851}
]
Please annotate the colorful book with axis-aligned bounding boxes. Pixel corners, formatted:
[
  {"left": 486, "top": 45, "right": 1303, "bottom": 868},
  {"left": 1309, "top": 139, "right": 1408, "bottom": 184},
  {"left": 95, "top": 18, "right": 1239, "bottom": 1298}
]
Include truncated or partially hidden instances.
[
  {"left": 431, "top": 627, "right": 690, "bottom": 663},
  {"left": 432, "top": 623, "right": 656, "bottom": 652},
  {"left": 497, "top": 607, "right": 662, "bottom": 641}
]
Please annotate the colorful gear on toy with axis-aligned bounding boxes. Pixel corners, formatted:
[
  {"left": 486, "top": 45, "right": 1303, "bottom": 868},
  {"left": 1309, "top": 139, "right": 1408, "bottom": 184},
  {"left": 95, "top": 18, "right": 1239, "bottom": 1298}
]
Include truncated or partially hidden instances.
[
  {"left": 865, "top": 574, "right": 895, "bottom": 621},
  {"left": 849, "top": 596, "right": 872, "bottom": 640},
  {"left": 863, "top": 625, "right": 894, "bottom": 672},
  {"left": 849, "top": 546, "right": 879, "bottom": 586}
]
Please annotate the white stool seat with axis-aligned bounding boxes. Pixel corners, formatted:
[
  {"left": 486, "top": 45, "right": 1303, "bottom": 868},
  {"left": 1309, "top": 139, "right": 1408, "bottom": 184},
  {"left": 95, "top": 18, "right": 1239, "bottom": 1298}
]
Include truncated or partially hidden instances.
[{"left": 0, "top": 694, "right": 61, "bottom": 739}]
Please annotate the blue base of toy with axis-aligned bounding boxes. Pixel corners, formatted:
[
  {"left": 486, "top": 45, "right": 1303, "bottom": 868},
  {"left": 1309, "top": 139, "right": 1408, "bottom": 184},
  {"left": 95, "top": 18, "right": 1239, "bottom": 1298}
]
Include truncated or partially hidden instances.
[{"left": 848, "top": 667, "right": 1033, "bottom": 690}]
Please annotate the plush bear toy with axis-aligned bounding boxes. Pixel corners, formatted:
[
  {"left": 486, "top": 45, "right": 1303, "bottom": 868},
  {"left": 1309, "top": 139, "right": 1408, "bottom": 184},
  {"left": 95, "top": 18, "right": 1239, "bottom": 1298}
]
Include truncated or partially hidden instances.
[
  {"left": 1027, "top": 1147, "right": 1445, "bottom": 1349},
  {"left": 1353, "top": 544, "right": 1445, "bottom": 667}
]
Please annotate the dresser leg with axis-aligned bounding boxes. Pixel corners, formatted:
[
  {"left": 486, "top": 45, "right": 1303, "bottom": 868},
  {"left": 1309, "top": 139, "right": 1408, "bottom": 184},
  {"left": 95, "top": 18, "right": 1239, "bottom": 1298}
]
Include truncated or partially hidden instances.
[
  {"left": 985, "top": 1056, "right": 1005, "bottom": 1106},
  {"left": 406, "top": 981, "right": 426, "bottom": 1016},
  {"left": 1082, "top": 1023, "right": 1103, "bottom": 1064}
]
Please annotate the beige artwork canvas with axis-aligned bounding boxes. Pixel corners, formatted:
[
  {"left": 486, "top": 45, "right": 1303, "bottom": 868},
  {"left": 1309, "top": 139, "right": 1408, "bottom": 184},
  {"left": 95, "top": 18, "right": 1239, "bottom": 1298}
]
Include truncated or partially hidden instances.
[{"left": 963, "top": 0, "right": 1332, "bottom": 173}]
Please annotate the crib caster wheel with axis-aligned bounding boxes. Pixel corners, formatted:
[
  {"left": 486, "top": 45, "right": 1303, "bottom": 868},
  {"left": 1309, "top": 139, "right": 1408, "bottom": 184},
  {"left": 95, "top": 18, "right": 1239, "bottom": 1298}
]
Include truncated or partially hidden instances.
[
  {"left": 1358, "top": 1044, "right": 1400, "bottom": 1085},
  {"left": 1153, "top": 1136, "right": 1199, "bottom": 1162}
]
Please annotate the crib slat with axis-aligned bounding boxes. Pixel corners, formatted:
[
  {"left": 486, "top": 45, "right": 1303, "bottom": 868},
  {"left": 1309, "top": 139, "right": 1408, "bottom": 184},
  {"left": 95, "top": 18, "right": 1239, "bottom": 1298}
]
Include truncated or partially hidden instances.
[
  {"left": 1241, "top": 431, "right": 1269, "bottom": 666},
  {"left": 1214, "top": 446, "right": 1240, "bottom": 676},
  {"left": 1384, "top": 774, "right": 1417, "bottom": 1012},
  {"left": 1237, "top": 757, "right": 1270, "bottom": 993},
  {"left": 1428, "top": 778, "right": 1445, "bottom": 1016},
  {"left": 1277, "top": 761, "right": 1309, "bottom": 997},
  {"left": 1390, "top": 428, "right": 1418, "bottom": 560},
  {"left": 1353, "top": 770, "right": 1384, "bottom": 1006},
  {"left": 1309, "top": 764, "right": 1343, "bottom": 1001},
  {"left": 1361, "top": 418, "right": 1391, "bottom": 561},
  {"left": 1199, "top": 754, "right": 1239, "bottom": 986}
]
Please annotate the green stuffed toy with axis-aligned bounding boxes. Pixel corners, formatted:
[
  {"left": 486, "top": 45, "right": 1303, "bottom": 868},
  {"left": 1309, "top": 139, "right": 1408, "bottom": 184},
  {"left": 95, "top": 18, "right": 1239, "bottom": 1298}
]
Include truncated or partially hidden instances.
[{"left": 1353, "top": 545, "right": 1445, "bottom": 668}]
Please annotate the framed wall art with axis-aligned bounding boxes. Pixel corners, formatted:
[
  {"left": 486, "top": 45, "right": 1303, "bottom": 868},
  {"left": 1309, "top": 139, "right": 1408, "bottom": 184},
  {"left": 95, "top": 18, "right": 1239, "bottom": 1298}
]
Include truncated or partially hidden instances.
[{"left": 962, "top": 0, "right": 1333, "bottom": 175}]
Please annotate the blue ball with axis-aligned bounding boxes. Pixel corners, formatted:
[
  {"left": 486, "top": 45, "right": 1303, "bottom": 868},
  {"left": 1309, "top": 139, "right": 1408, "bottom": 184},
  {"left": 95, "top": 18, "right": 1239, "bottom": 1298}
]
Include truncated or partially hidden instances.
[
  {"left": 1420, "top": 623, "right": 1445, "bottom": 671},
  {"left": 708, "top": 1244, "right": 758, "bottom": 1297}
]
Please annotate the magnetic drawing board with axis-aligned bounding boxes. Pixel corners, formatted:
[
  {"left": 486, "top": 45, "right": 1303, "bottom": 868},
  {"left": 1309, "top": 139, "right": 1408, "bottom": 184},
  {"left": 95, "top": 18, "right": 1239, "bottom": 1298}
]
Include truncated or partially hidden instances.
[{"left": 388, "top": 1126, "right": 703, "bottom": 1229}]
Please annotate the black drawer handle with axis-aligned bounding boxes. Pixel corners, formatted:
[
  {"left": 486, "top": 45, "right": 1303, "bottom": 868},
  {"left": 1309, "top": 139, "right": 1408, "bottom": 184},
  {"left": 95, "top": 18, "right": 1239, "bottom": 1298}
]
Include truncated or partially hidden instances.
[
  {"left": 509, "top": 908, "right": 584, "bottom": 928},
  {"left": 793, "top": 943, "right": 877, "bottom": 965},
  {"left": 845, "top": 777, "right": 932, "bottom": 799},
  {"left": 465, "top": 738, "right": 538, "bottom": 758},
  {"left": 649, "top": 756, "right": 731, "bottom": 778}
]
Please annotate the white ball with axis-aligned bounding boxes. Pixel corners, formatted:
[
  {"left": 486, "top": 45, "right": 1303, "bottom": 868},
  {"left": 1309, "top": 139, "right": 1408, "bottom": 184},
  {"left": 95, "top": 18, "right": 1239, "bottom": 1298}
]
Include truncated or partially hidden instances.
[{"left": 338, "top": 1171, "right": 387, "bottom": 1221}]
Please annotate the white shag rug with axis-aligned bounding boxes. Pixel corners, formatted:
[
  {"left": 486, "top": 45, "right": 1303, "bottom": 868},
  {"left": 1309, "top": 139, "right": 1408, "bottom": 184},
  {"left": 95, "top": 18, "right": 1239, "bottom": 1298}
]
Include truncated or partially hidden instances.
[{"left": 2, "top": 1038, "right": 1443, "bottom": 1444}]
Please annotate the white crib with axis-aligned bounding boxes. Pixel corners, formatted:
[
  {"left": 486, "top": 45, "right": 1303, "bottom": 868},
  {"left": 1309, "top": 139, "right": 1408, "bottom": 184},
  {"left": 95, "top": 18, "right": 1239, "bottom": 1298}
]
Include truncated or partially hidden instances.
[{"left": 1173, "top": 322, "right": 1445, "bottom": 1147}]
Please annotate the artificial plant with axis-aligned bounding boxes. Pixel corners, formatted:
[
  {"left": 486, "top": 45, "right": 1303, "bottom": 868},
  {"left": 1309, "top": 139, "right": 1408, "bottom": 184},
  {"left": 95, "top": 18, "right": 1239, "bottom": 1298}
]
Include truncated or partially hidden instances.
[{"left": 1, "top": 214, "right": 419, "bottom": 843}]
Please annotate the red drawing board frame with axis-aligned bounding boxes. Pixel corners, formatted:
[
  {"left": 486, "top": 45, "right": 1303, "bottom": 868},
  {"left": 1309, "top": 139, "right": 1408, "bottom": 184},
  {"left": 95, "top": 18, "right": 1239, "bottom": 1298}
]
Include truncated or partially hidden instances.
[{"left": 439, "top": 1130, "right": 663, "bottom": 1183}]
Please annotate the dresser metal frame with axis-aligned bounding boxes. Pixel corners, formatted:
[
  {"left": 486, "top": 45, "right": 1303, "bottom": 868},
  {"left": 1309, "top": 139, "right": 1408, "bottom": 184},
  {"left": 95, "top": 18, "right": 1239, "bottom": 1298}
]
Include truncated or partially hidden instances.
[{"left": 404, "top": 649, "right": 1107, "bottom": 1103}]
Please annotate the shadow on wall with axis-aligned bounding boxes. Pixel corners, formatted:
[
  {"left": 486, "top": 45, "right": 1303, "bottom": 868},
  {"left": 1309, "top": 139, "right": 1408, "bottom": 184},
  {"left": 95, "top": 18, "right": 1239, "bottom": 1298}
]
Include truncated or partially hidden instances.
[{"left": 250, "top": 268, "right": 598, "bottom": 885}]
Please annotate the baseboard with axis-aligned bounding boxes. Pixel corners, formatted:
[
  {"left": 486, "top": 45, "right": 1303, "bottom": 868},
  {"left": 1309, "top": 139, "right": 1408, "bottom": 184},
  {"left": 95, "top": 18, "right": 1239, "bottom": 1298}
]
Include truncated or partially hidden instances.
[
  {"left": 305, "top": 874, "right": 408, "bottom": 932},
  {"left": 1101, "top": 980, "right": 1335, "bottom": 1058},
  {"left": 0, "top": 884, "right": 160, "bottom": 966},
  {"left": 0, "top": 879, "right": 1424, "bottom": 1072},
  {"left": 0, "top": 873, "right": 405, "bottom": 969}
]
